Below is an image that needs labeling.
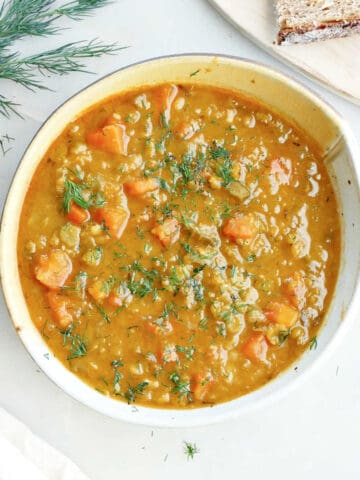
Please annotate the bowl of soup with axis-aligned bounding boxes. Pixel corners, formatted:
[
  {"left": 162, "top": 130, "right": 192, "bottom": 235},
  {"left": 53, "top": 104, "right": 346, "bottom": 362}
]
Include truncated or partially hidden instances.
[{"left": 1, "top": 55, "right": 360, "bottom": 426}]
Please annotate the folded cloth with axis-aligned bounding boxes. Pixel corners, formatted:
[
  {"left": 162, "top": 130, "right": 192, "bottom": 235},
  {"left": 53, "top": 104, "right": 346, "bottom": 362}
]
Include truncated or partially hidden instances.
[{"left": 0, "top": 406, "right": 90, "bottom": 480}]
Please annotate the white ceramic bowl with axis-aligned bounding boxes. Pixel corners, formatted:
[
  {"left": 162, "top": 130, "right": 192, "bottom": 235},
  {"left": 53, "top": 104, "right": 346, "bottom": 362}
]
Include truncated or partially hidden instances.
[{"left": 1, "top": 55, "right": 360, "bottom": 427}]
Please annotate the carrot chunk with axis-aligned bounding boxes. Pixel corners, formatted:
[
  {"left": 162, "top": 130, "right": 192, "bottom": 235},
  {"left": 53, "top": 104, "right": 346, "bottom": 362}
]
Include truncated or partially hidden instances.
[
  {"left": 94, "top": 206, "right": 129, "bottom": 239},
  {"left": 67, "top": 203, "right": 90, "bottom": 224},
  {"left": 123, "top": 177, "right": 159, "bottom": 196},
  {"left": 107, "top": 291, "right": 124, "bottom": 308},
  {"left": 106, "top": 285, "right": 132, "bottom": 309},
  {"left": 154, "top": 84, "right": 178, "bottom": 122},
  {"left": 192, "top": 372, "right": 214, "bottom": 401},
  {"left": 242, "top": 333, "right": 268, "bottom": 363},
  {"left": 223, "top": 214, "right": 257, "bottom": 242},
  {"left": 35, "top": 250, "right": 72, "bottom": 289},
  {"left": 86, "top": 123, "right": 129, "bottom": 155},
  {"left": 88, "top": 279, "right": 109, "bottom": 303},
  {"left": 283, "top": 272, "right": 307, "bottom": 309},
  {"left": 47, "top": 291, "right": 73, "bottom": 329},
  {"left": 264, "top": 301, "right": 299, "bottom": 327},
  {"left": 151, "top": 218, "right": 180, "bottom": 247}
]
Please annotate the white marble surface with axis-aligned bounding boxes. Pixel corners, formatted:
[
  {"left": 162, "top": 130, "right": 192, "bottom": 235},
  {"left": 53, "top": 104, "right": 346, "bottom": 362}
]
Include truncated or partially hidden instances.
[{"left": 0, "top": 1, "right": 359, "bottom": 479}]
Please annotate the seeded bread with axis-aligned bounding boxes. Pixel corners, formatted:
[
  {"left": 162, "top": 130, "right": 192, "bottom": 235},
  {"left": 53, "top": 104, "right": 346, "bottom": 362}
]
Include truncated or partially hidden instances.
[{"left": 275, "top": 0, "right": 360, "bottom": 45}]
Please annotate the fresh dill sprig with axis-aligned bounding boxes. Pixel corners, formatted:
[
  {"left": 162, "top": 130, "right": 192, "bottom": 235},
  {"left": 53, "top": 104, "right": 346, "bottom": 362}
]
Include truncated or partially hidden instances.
[
  {"left": 0, "top": 94, "right": 21, "bottom": 118},
  {"left": 52, "top": 0, "right": 113, "bottom": 20},
  {"left": 183, "top": 441, "right": 200, "bottom": 460},
  {"left": 0, "top": 50, "right": 48, "bottom": 90},
  {"left": 0, "top": 0, "right": 123, "bottom": 117},
  {"left": 0, "top": 40, "right": 122, "bottom": 92},
  {"left": 20, "top": 40, "right": 121, "bottom": 77},
  {"left": 0, "top": 0, "right": 113, "bottom": 48},
  {"left": 0, "top": 0, "right": 59, "bottom": 49}
]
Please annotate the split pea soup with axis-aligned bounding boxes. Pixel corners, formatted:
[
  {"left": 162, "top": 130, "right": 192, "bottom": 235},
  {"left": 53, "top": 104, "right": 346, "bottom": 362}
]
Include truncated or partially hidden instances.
[{"left": 18, "top": 84, "right": 340, "bottom": 408}]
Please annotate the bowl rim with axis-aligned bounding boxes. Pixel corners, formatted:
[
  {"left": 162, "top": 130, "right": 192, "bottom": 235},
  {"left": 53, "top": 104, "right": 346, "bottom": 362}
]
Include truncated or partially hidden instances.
[{"left": 1, "top": 53, "right": 360, "bottom": 427}]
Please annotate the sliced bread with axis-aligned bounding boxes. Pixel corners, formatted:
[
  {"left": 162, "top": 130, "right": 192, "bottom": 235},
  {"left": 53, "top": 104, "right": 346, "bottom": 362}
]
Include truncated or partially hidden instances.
[{"left": 275, "top": 0, "right": 360, "bottom": 45}]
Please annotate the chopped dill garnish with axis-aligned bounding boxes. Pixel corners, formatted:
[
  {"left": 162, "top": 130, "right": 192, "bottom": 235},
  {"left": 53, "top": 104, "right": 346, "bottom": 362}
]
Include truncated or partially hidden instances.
[
  {"left": 157, "top": 177, "right": 171, "bottom": 192},
  {"left": 126, "top": 325, "right": 140, "bottom": 337},
  {"left": 168, "top": 266, "right": 182, "bottom": 294},
  {"left": 177, "top": 153, "right": 194, "bottom": 184},
  {"left": 160, "top": 111, "right": 170, "bottom": 130},
  {"left": 111, "top": 359, "right": 124, "bottom": 369},
  {"left": 216, "top": 156, "right": 234, "bottom": 187},
  {"left": 95, "top": 304, "right": 111, "bottom": 323},
  {"left": 220, "top": 203, "right": 234, "bottom": 219},
  {"left": 209, "top": 142, "right": 234, "bottom": 187},
  {"left": 176, "top": 345, "right": 196, "bottom": 360},
  {"left": 309, "top": 336, "right": 318, "bottom": 350},
  {"left": 193, "top": 265, "right": 206, "bottom": 275},
  {"left": 160, "top": 302, "right": 179, "bottom": 319},
  {"left": 127, "top": 276, "right": 154, "bottom": 298},
  {"left": 123, "top": 260, "right": 160, "bottom": 299},
  {"left": 62, "top": 178, "right": 105, "bottom": 212},
  {"left": 209, "top": 143, "right": 230, "bottom": 161},
  {"left": 189, "top": 69, "right": 200, "bottom": 77},
  {"left": 155, "top": 131, "right": 172, "bottom": 152},
  {"left": 199, "top": 317, "right": 208, "bottom": 331},
  {"left": 100, "top": 220, "right": 111, "bottom": 237},
  {"left": 169, "top": 371, "right": 192, "bottom": 400},
  {"left": 183, "top": 441, "right": 200, "bottom": 460},
  {"left": 136, "top": 225, "right": 145, "bottom": 239},
  {"left": 111, "top": 359, "right": 124, "bottom": 391},
  {"left": 278, "top": 329, "right": 291, "bottom": 345},
  {"left": 60, "top": 323, "right": 87, "bottom": 360},
  {"left": 120, "top": 381, "right": 149, "bottom": 404}
]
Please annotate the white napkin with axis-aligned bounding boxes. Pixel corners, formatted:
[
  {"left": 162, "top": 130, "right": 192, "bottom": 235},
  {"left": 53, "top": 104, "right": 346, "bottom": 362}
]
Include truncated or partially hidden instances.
[{"left": 0, "top": 407, "right": 90, "bottom": 480}]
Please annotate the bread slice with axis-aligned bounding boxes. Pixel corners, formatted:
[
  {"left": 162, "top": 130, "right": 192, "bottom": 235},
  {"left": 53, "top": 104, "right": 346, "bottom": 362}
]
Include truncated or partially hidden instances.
[{"left": 275, "top": 0, "right": 360, "bottom": 45}]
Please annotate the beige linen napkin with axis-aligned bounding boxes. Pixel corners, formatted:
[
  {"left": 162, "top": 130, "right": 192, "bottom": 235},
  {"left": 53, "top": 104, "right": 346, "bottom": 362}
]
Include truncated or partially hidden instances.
[{"left": 0, "top": 407, "right": 90, "bottom": 480}]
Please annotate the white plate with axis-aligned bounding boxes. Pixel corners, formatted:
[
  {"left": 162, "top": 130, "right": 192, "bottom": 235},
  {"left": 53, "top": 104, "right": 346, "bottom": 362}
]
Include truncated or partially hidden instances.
[{"left": 209, "top": 0, "right": 360, "bottom": 105}]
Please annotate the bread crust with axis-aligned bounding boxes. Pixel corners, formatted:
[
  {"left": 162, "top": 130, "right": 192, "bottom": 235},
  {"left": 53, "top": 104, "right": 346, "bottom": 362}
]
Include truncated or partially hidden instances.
[
  {"left": 277, "top": 19, "right": 360, "bottom": 45},
  {"left": 275, "top": 0, "right": 360, "bottom": 45}
]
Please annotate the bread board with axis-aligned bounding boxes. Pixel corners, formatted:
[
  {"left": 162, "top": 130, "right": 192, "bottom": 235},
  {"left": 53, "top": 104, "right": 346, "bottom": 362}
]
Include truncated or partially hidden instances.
[{"left": 209, "top": 0, "right": 360, "bottom": 105}]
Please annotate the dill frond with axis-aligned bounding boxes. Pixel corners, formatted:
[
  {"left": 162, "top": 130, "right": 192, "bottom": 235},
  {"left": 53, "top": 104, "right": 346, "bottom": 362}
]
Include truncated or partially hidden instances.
[
  {"left": 21, "top": 40, "right": 122, "bottom": 76},
  {"left": 0, "top": 94, "right": 22, "bottom": 118},
  {"left": 52, "top": 0, "right": 113, "bottom": 20},
  {"left": 0, "top": 0, "right": 58, "bottom": 49},
  {"left": 0, "top": 0, "right": 113, "bottom": 48},
  {"left": 0, "top": 0, "right": 123, "bottom": 118},
  {"left": 0, "top": 51, "right": 47, "bottom": 90}
]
